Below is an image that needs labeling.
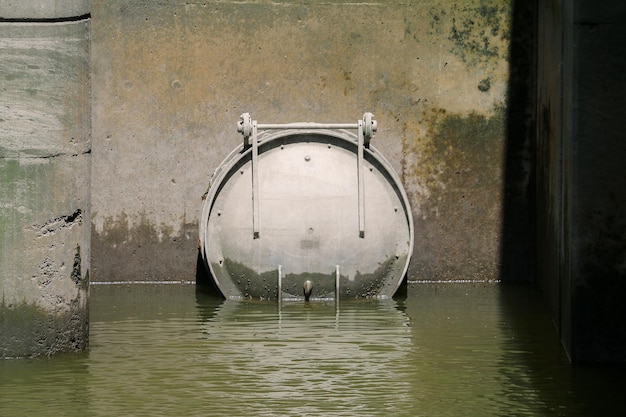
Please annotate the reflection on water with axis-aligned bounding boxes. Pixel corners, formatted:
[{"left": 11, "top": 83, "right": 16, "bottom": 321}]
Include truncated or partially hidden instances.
[
  {"left": 195, "top": 300, "right": 413, "bottom": 416},
  {"left": 1, "top": 283, "right": 625, "bottom": 416}
]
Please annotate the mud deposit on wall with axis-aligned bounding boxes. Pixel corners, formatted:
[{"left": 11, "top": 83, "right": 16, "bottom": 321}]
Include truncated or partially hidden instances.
[
  {"left": 403, "top": 107, "right": 505, "bottom": 281},
  {"left": 91, "top": 214, "right": 198, "bottom": 282},
  {"left": 0, "top": 295, "right": 88, "bottom": 358}
]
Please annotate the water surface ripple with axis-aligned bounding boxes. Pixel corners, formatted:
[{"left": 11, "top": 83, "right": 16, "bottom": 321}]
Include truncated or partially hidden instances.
[{"left": 1, "top": 283, "right": 625, "bottom": 416}]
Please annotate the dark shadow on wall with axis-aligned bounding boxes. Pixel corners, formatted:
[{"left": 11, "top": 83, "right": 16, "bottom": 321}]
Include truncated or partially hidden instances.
[
  {"left": 490, "top": 0, "right": 626, "bottom": 404},
  {"left": 195, "top": 250, "right": 223, "bottom": 298},
  {"left": 499, "top": 0, "right": 537, "bottom": 283}
]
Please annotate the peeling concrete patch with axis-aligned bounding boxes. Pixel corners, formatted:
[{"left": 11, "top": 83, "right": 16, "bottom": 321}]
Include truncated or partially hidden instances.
[
  {"left": 37, "top": 256, "right": 58, "bottom": 287},
  {"left": 478, "top": 77, "right": 491, "bottom": 92},
  {"left": 30, "top": 208, "right": 82, "bottom": 236},
  {"left": 71, "top": 244, "right": 82, "bottom": 285},
  {"left": 33, "top": 252, "right": 83, "bottom": 314}
]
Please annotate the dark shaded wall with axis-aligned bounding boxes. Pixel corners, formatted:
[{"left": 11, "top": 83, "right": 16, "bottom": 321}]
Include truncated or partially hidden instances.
[
  {"left": 91, "top": 1, "right": 529, "bottom": 284},
  {"left": 501, "top": 0, "right": 537, "bottom": 283},
  {"left": 536, "top": 0, "right": 626, "bottom": 363}
]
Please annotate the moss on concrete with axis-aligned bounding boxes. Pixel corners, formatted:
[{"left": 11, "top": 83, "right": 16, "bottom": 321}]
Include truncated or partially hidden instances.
[
  {"left": 0, "top": 298, "right": 87, "bottom": 358},
  {"left": 403, "top": 106, "right": 505, "bottom": 280},
  {"left": 91, "top": 212, "right": 198, "bottom": 282}
]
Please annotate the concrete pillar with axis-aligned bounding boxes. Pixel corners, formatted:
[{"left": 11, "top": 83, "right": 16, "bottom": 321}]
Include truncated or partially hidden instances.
[
  {"left": 0, "top": 1, "right": 91, "bottom": 357},
  {"left": 537, "top": 0, "right": 626, "bottom": 363}
]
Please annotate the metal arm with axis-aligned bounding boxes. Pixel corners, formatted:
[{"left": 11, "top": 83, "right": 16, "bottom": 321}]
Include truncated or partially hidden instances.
[{"left": 237, "top": 113, "right": 377, "bottom": 239}]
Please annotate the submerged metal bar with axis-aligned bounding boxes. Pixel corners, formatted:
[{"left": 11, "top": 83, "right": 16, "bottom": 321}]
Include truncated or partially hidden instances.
[
  {"left": 335, "top": 265, "right": 340, "bottom": 306},
  {"left": 252, "top": 121, "right": 260, "bottom": 239},
  {"left": 357, "top": 120, "right": 365, "bottom": 238},
  {"left": 278, "top": 265, "right": 282, "bottom": 307}
]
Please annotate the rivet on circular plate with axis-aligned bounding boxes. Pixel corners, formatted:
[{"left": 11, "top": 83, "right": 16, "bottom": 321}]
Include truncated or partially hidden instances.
[{"left": 304, "top": 155, "right": 311, "bottom": 162}]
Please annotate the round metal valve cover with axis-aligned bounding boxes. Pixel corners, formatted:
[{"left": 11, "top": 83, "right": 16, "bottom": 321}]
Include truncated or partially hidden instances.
[{"left": 199, "top": 129, "right": 413, "bottom": 300}]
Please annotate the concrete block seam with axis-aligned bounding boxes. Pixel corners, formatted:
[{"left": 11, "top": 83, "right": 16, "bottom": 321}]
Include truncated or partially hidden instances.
[
  {"left": 0, "top": 150, "right": 92, "bottom": 161},
  {"left": 0, "top": 13, "right": 90, "bottom": 23}
]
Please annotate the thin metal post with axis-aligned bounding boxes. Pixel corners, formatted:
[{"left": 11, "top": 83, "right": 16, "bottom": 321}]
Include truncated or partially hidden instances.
[
  {"left": 335, "top": 264, "right": 340, "bottom": 307},
  {"left": 357, "top": 120, "right": 365, "bottom": 238},
  {"left": 278, "top": 265, "right": 282, "bottom": 308},
  {"left": 252, "top": 120, "right": 260, "bottom": 239}
]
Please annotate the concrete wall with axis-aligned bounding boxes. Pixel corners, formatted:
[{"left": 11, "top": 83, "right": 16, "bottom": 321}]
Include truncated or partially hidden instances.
[
  {"left": 91, "top": 0, "right": 530, "bottom": 284},
  {"left": 536, "top": 0, "right": 626, "bottom": 363},
  {"left": 0, "top": 2, "right": 91, "bottom": 357}
]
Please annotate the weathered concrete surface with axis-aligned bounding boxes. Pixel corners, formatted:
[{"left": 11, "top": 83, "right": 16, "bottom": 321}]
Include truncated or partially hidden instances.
[
  {"left": 0, "top": 0, "right": 89, "bottom": 20},
  {"left": 91, "top": 0, "right": 525, "bottom": 283},
  {"left": 0, "top": 14, "right": 90, "bottom": 357},
  {"left": 537, "top": 0, "right": 626, "bottom": 363}
]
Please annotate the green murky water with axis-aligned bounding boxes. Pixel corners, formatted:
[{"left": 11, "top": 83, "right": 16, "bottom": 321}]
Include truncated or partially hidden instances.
[{"left": 1, "top": 282, "right": 624, "bottom": 416}]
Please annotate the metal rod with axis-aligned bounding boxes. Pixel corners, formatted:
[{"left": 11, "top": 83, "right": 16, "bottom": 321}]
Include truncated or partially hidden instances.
[
  {"left": 278, "top": 265, "right": 282, "bottom": 308},
  {"left": 335, "top": 264, "right": 340, "bottom": 306},
  {"left": 252, "top": 121, "right": 260, "bottom": 239},
  {"left": 257, "top": 122, "right": 358, "bottom": 130},
  {"left": 357, "top": 120, "right": 365, "bottom": 238}
]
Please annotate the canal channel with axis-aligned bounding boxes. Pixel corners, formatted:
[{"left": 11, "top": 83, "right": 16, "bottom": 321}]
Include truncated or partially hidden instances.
[{"left": 1, "top": 282, "right": 624, "bottom": 416}]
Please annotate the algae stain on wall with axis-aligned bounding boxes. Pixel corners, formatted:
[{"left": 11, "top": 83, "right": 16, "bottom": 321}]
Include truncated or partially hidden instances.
[
  {"left": 402, "top": 106, "right": 506, "bottom": 280},
  {"left": 0, "top": 294, "right": 88, "bottom": 358},
  {"left": 403, "top": 1, "right": 511, "bottom": 116},
  {"left": 91, "top": 211, "right": 198, "bottom": 282},
  {"left": 396, "top": 0, "right": 511, "bottom": 280}
]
